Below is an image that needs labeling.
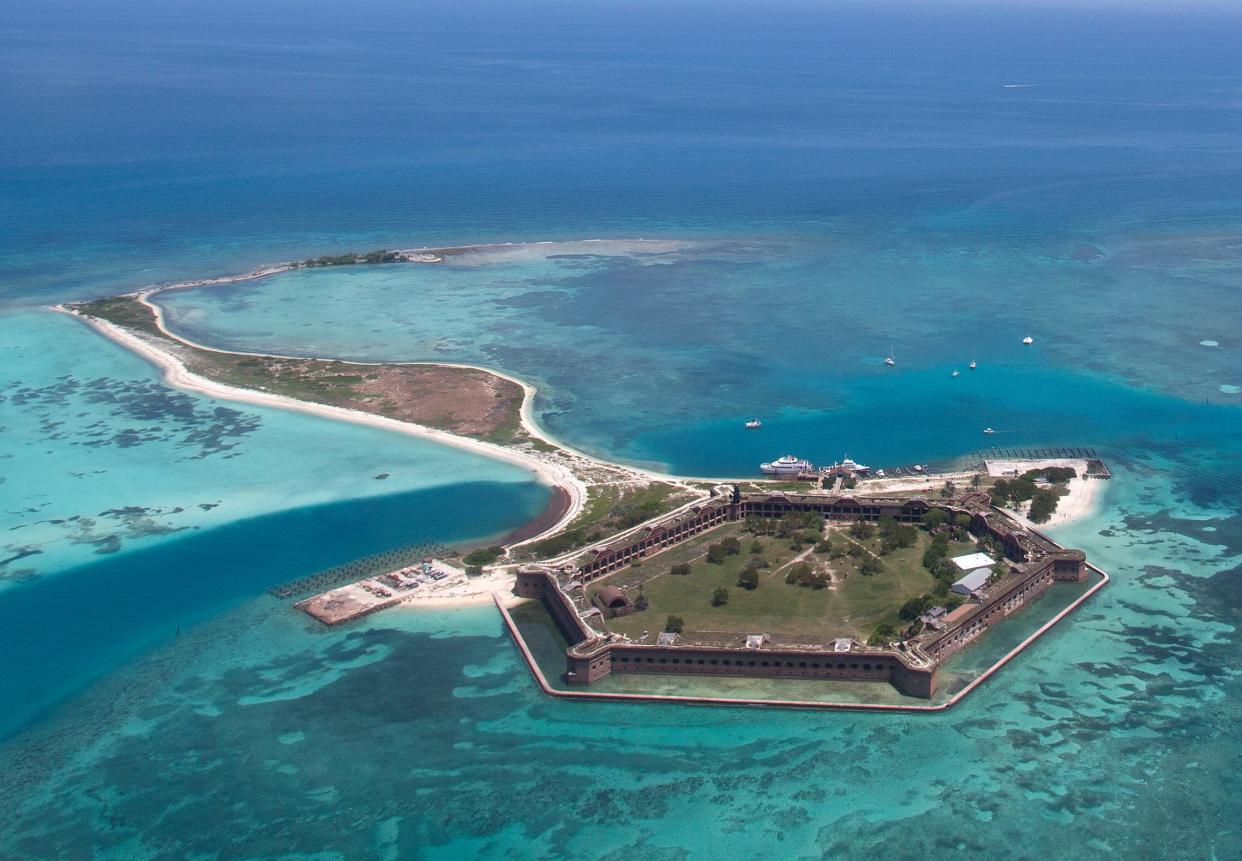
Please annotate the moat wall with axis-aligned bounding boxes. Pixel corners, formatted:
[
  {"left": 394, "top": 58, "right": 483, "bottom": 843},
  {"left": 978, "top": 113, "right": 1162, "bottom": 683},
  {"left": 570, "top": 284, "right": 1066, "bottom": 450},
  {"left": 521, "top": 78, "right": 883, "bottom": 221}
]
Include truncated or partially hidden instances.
[{"left": 513, "top": 491, "right": 1090, "bottom": 701}]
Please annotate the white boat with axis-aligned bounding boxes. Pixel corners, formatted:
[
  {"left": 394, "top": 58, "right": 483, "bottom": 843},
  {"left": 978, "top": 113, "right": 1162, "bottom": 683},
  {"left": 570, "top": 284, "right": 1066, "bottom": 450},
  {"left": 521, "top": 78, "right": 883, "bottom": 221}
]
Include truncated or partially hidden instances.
[
  {"left": 875, "top": 469, "right": 886, "bottom": 478},
  {"left": 912, "top": 464, "right": 925, "bottom": 473},
  {"left": 969, "top": 358, "right": 977, "bottom": 370},
  {"left": 983, "top": 427, "right": 996, "bottom": 435},
  {"left": 760, "top": 454, "right": 813, "bottom": 476},
  {"left": 1023, "top": 334, "right": 1034, "bottom": 345},
  {"left": 951, "top": 369, "right": 960, "bottom": 377},
  {"left": 884, "top": 343, "right": 895, "bottom": 366},
  {"left": 744, "top": 418, "right": 762, "bottom": 429},
  {"left": 828, "top": 456, "right": 871, "bottom": 476}
]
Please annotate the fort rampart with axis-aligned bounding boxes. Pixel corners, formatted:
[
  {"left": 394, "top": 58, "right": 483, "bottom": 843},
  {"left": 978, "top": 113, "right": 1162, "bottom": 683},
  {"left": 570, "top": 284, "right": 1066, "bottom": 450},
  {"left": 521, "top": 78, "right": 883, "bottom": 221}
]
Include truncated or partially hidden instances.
[{"left": 512, "top": 489, "right": 1093, "bottom": 701}]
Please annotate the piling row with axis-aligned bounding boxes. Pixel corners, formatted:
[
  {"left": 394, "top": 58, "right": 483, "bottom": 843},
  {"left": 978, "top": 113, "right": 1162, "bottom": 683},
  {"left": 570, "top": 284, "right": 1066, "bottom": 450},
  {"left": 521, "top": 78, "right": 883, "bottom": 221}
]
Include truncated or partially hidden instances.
[{"left": 267, "top": 540, "right": 451, "bottom": 599}]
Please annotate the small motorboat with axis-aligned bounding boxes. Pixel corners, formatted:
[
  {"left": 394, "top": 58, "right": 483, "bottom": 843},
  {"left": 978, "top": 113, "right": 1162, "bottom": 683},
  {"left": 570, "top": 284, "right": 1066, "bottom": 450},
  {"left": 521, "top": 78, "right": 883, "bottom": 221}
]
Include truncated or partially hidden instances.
[
  {"left": 1022, "top": 335, "right": 1034, "bottom": 345},
  {"left": 875, "top": 469, "right": 887, "bottom": 478},
  {"left": 983, "top": 427, "right": 996, "bottom": 435},
  {"left": 951, "top": 369, "right": 960, "bottom": 377},
  {"left": 969, "top": 359, "right": 978, "bottom": 370},
  {"left": 884, "top": 343, "right": 896, "bottom": 366},
  {"left": 745, "top": 418, "right": 762, "bottom": 429}
]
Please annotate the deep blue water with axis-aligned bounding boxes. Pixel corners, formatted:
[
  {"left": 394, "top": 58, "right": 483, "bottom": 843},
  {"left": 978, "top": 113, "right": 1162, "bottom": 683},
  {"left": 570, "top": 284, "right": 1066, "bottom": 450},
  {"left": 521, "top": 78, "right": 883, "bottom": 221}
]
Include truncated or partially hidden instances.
[
  {"left": 0, "top": 481, "right": 546, "bottom": 739},
  {"left": 2, "top": 1, "right": 1241, "bottom": 857}
]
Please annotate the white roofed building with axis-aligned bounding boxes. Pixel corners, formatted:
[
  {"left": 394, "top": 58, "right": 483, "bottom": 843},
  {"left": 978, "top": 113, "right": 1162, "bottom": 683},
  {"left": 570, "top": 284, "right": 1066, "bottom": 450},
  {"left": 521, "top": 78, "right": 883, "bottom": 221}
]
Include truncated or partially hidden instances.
[{"left": 950, "top": 551, "right": 995, "bottom": 572}]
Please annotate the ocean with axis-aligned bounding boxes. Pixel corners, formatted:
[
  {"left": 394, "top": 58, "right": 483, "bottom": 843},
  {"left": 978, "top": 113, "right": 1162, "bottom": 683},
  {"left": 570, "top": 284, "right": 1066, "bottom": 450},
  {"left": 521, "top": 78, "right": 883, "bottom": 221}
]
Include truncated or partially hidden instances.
[{"left": 1, "top": 1, "right": 1240, "bottom": 858}]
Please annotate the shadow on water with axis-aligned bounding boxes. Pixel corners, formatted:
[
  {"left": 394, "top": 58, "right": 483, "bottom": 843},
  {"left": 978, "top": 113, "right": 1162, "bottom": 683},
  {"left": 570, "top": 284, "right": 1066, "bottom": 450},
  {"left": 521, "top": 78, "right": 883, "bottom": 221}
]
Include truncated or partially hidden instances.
[{"left": 0, "top": 479, "right": 547, "bottom": 739}]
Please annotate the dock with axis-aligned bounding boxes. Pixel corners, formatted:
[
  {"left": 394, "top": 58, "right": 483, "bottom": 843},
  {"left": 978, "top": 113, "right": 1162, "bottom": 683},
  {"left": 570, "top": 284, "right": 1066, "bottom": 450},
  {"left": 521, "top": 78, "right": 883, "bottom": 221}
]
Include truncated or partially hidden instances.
[{"left": 295, "top": 558, "right": 463, "bottom": 625}]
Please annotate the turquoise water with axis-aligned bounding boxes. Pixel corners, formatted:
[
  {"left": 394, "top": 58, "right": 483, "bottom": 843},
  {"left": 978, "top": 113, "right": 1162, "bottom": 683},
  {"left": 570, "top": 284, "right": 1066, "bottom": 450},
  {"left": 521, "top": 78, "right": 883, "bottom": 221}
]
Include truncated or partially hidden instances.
[
  {"left": 0, "top": 309, "right": 549, "bottom": 736},
  {"left": 2, "top": 1, "right": 1242, "bottom": 857},
  {"left": 159, "top": 240, "right": 1242, "bottom": 475},
  {"left": 1, "top": 466, "right": 1237, "bottom": 858}
]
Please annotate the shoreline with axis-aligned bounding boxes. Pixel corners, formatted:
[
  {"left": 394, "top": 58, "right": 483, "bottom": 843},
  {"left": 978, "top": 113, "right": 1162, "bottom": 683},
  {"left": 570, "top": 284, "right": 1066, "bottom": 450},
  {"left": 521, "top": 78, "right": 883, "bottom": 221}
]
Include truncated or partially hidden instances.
[
  {"left": 58, "top": 308, "right": 593, "bottom": 544},
  {"left": 49, "top": 249, "right": 1111, "bottom": 611}
]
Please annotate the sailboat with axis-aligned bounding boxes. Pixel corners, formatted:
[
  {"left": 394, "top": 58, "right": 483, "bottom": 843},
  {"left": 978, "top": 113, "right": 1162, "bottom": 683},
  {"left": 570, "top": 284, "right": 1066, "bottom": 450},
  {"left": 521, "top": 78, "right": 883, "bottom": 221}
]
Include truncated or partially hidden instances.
[{"left": 884, "top": 344, "right": 896, "bottom": 367}]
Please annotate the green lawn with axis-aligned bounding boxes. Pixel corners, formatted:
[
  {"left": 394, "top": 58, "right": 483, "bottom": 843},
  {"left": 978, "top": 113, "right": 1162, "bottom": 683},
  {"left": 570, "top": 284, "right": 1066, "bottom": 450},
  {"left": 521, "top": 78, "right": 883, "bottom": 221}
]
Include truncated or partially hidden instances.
[{"left": 601, "top": 525, "right": 975, "bottom": 642}]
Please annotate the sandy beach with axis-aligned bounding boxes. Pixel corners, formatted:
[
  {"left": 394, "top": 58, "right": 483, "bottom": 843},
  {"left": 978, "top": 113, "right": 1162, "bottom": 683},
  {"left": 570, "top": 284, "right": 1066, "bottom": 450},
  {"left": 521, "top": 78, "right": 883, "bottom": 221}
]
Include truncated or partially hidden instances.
[{"left": 59, "top": 308, "right": 591, "bottom": 536}]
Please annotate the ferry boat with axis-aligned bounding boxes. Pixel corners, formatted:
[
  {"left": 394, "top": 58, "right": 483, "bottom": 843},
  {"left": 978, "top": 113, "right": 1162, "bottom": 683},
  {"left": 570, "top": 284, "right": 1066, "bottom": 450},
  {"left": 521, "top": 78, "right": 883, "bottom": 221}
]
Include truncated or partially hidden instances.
[
  {"left": 744, "top": 418, "right": 762, "bottom": 429},
  {"left": 1023, "top": 334, "right": 1034, "bottom": 345},
  {"left": 760, "top": 455, "right": 813, "bottom": 476},
  {"left": 826, "top": 456, "right": 871, "bottom": 477}
]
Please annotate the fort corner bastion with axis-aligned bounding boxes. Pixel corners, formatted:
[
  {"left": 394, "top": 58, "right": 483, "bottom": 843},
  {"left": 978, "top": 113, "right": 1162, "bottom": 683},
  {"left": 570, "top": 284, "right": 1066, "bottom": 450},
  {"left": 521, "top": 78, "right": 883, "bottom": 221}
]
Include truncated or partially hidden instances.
[{"left": 508, "top": 488, "right": 1101, "bottom": 703}]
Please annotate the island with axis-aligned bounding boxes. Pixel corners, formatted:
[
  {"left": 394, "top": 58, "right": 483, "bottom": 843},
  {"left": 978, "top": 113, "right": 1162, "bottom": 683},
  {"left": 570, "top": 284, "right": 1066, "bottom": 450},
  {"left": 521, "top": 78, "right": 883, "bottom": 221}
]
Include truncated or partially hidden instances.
[{"left": 59, "top": 249, "right": 1110, "bottom": 711}]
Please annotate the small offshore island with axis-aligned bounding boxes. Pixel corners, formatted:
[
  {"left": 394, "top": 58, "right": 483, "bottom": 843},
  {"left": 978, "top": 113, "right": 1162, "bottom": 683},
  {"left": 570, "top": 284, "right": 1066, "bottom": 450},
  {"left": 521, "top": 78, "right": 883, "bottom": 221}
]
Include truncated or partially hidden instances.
[{"left": 61, "top": 247, "right": 1110, "bottom": 711}]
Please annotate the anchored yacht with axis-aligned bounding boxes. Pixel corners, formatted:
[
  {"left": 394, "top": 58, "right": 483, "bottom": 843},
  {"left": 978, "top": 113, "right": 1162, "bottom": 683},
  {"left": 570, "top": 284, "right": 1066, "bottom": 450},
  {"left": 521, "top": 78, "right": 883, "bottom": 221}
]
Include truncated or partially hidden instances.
[{"left": 760, "top": 455, "right": 813, "bottom": 476}]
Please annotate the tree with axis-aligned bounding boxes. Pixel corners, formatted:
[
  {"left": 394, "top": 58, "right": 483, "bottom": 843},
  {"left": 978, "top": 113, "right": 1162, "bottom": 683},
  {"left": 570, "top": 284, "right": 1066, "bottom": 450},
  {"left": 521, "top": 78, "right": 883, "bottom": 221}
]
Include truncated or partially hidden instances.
[
  {"left": 738, "top": 567, "right": 760, "bottom": 590},
  {"left": 869, "top": 622, "right": 897, "bottom": 645},
  {"left": 465, "top": 565, "right": 484, "bottom": 577},
  {"left": 670, "top": 562, "right": 692, "bottom": 576},
  {"left": 706, "top": 543, "right": 727, "bottom": 564},
  {"left": 664, "top": 615, "right": 684, "bottom": 633},
  {"left": 899, "top": 595, "right": 933, "bottom": 620},
  {"left": 721, "top": 536, "right": 741, "bottom": 555},
  {"left": 859, "top": 557, "right": 884, "bottom": 576},
  {"left": 712, "top": 587, "right": 730, "bottom": 606},
  {"left": 921, "top": 509, "right": 948, "bottom": 531},
  {"left": 634, "top": 592, "right": 650, "bottom": 612},
  {"left": 940, "top": 480, "right": 957, "bottom": 498},
  {"left": 1028, "top": 489, "right": 1059, "bottom": 523},
  {"left": 954, "top": 513, "right": 973, "bottom": 531},
  {"left": 750, "top": 540, "right": 764, "bottom": 554},
  {"left": 849, "top": 521, "right": 874, "bottom": 540}
]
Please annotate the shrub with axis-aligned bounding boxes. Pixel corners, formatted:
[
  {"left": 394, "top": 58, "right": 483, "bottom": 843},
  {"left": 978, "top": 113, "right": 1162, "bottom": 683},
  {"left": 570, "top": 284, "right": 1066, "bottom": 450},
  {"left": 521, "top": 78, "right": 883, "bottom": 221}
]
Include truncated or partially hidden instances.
[
  {"left": 738, "top": 568, "right": 760, "bottom": 590},
  {"left": 670, "top": 563, "right": 692, "bottom": 576},
  {"left": 706, "top": 543, "right": 727, "bottom": 564},
  {"left": 634, "top": 593, "right": 649, "bottom": 612},
  {"left": 462, "top": 546, "right": 503, "bottom": 566},
  {"left": 721, "top": 536, "right": 741, "bottom": 555},
  {"left": 712, "top": 587, "right": 730, "bottom": 607},
  {"left": 664, "top": 615, "right": 684, "bottom": 634}
]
